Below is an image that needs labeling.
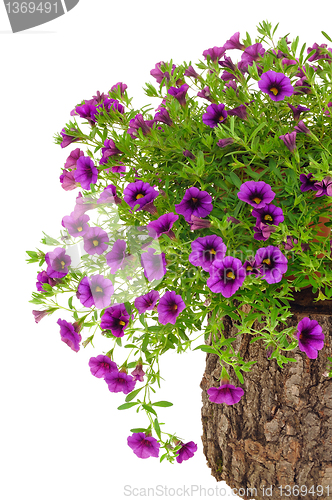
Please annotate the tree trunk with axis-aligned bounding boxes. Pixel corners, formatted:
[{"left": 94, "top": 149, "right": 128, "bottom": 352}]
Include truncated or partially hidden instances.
[{"left": 200, "top": 288, "right": 332, "bottom": 500}]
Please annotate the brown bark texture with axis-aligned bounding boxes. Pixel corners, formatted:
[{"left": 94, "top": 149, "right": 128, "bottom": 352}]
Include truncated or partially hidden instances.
[{"left": 200, "top": 289, "right": 332, "bottom": 500}]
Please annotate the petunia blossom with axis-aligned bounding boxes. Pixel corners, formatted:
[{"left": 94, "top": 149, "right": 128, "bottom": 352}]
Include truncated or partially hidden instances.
[
  {"left": 202, "top": 103, "right": 227, "bottom": 128},
  {"left": 279, "top": 132, "right": 297, "bottom": 152},
  {"left": 141, "top": 247, "right": 167, "bottom": 282},
  {"left": 223, "top": 32, "right": 245, "bottom": 51},
  {"left": 100, "top": 303, "right": 131, "bottom": 337},
  {"left": 255, "top": 245, "right": 288, "bottom": 284},
  {"left": 207, "top": 383, "right": 244, "bottom": 405},
  {"left": 157, "top": 290, "right": 186, "bottom": 325},
  {"left": 83, "top": 226, "right": 109, "bottom": 255},
  {"left": 296, "top": 317, "right": 325, "bottom": 359},
  {"left": 314, "top": 176, "right": 332, "bottom": 197},
  {"left": 61, "top": 212, "right": 90, "bottom": 237},
  {"left": 45, "top": 247, "right": 71, "bottom": 279},
  {"left": 127, "top": 432, "right": 160, "bottom": 459},
  {"left": 203, "top": 46, "right": 226, "bottom": 62},
  {"left": 175, "top": 441, "right": 198, "bottom": 464},
  {"left": 189, "top": 235, "right": 227, "bottom": 272},
  {"left": 77, "top": 275, "right": 114, "bottom": 309},
  {"left": 147, "top": 213, "right": 178, "bottom": 240},
  {"left": 258, "top": 70, "right": 294, "bottom": 101},
  {"left": 175, "top": 187, "right": 213, "bottom": 222},
  {"left": 237, "top": 181, "right": 275, "bottom": 208},
  {"left": 168, "top": 84, "right": 189, "bottom": 107},
  {"left": 64, "top": 148, "right": 84, "bottom": 169},
  {"left": 134, "top": 290, "right": 160, "bottom": 314},
  {"left": 74, "top": 156, "right": 98, "bottom": 190},
  {"left": 57, "top": 318, "right": 82, "bottom": 352},
  {"left": 89, "top": 355, "right": 117, "bottom": 378},
  {"left": 207, "top": 256, "right": 246, "bottom": 298},
  {"left": 105, "top": 370, "right": 136, "bottom": 394},
  {"left": 299, "top": 173, "right": 318, "bottom": 192}
]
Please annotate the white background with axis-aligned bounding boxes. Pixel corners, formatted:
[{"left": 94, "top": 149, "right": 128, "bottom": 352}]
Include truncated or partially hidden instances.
[{"left": 1, "top": 2, "right": 330, "bottom": 499}]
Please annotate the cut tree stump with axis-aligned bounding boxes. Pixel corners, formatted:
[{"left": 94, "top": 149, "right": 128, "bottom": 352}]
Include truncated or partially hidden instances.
[{"left": 200, "top": 289, "right": 332, "bottom": 500}]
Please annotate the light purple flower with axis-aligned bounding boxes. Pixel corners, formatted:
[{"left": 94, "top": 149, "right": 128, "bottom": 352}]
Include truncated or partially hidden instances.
[
  {"left": 183, "top": 150, "right": 196, "bottom": 160},
  {"left": 141, "top": 247, "right": 167, "bottom": 282},
  {"left": 73, "top": 192, "right": 97, "bottom": 217},
  {"left": 64, "top": 148, "right": 84, "bottom": 169},
  {"left": 99, "top": 139, "right": 122, "bottom": 165},
  {"left": 36, "top": 270, "right": 57, "bottom": 293},
  {"left": 279, "top": 132, "right": 297, "bottom": 152},
  {"left": 89, "top": 355, "right": 117, "bottom": 378},
  {"left": 61, "top": 212, "right": 90, "bottom": 237},
  {"left": 127, "top": 114, "right": 155, "bottom": 139},
  {"left": 157, "top": 290, "right": 186, "bottom": 325},
  {"left": 207, "top": 383, "right": 244, "bottom": 405},
  {"left": 202, "top": 103, "right": 227, "bottom": 128},
  {"left": 77, "top": 275, "right": 114, "bottom": 309},
  {"left": 75, "top": 104, "right": 98, "bottom": 125},
  {"left": 296, "top": 317, "right": 325, "bottom": 359},
  {"left": 252, "top": 204, "right": 284, "bottom": 227},
  {"left": 74, "top": 156, "right": 98, "bottom": 190},
  {"left": 207, "top": 256, "right": 246, "bottom": 298},
  {"left": 106, "top": 239, "right": 134, "bottom": 274},
  {"left": 131, "top": 364, "right": 145, "bottom": 382},
  {"left": 175, "top": 187, "right": 213, "bottom": 222},
  {"left": 294, "top": 121, "right": 310, "bottom": 135},
  {"left": 32, "top": 309, "right": 52, "bottom": 323},
  {"left": 100, "top": 303, "right": 131, "bottom": 337},
  {"left": 57, "top": 318, "right": 81, "bottom": 352},
  {"left": 134, "top": 290, "right": 160, "bottom": 314},
  {"left": 110, "top": 82, "right": 128, "bottom": 94},
  {"left": 237, "top": 181, "right": 275, "bottom": 208},
  {"left": 45, "top": 247, "right": 71, "bottom": 278},
  {"left": 188, "top": 215, "right": 211, "bottom": 230},
  {"left": 60, "top": 169, "right": 79, "bottom": 191},
  {"left": 258, "top": 70, "right": 294, "bottom": 101},
  {"left": 314, "top": 176, "right": 332, "bottom": 197},
  {"left": 227, "top": 104, "right": 247, "bottom": 120},
  {"left": 168, "top": 84, "right": 189, "bottom": 107},
  {"left": 60, "top": 128, "right": 80, "bottom": 148},
  {"left": 150, "top": 61, "right": 176, "bottom": 84},
  {"left": 83, "top": 226, "right": 109, "bottom": 255},
  {"left": 154, "top": 108, "right": 173, "bottom": 126},
  {"left": 197, "top": 86, "right": 212, "bottom": 102},
  {"left": 255, "top": 245, "right": 288, "bottom": 284},
  {"left": 223, "top": 32, "right": 245, "bottom": 51},
  {"left": 127, "top": 432, "right": 160, "bottom": 459},
  {"left": 203, "top": 46, "right": 226, "bottom": 62},
  {"left": 105, "top": 370, "right": 136, "bottom": 394},
  {"left": 97, "top": 184, "right": 122, "bottom": 205},
  {"left": 189, "top": 235, "right": 227, "bottom": 272},
  {"left": 147, "top": 213, "right": 178, "bottom": 240},
  {"left": 123, "top": 181, "right": 159, "bottom": 212},
  {"left": 217, "top": 138, "right": 234, "bottom": 148},
  {"left": 175, "top": 441, "right": 198, "bottom": 464},
  {"left": 253, "top": 223, "right": 276, "bottom": 242},
  {"left": 184, "top": 65, "right": 200, "bottom": 79}
]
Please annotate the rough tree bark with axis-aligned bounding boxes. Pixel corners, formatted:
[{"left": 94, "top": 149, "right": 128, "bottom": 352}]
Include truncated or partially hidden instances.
[{"left": 201, "top": 288, "right": 332, "bottom": 500}]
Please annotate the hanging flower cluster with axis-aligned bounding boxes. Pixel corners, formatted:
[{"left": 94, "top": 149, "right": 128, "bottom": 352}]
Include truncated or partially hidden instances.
[{"left": 28, "top": 21, "right": 332, "bottom": 465}]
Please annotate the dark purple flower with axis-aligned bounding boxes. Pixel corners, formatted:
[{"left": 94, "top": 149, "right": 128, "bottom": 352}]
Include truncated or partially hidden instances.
[
  {"left": 127, "top": 114, "right": 155, "bottom": 139},
  {"left": 74, "top": 156, "right": 98, "bottom": 190},
  {"left": 220, "top": 70, "right": 237, "bottom": 81},
  {"left": 207, "top": 256, "right": 246, "bottom": 298},
  {"left": 189, "top": 235, "right": 227, "bottom": 273},
  {"left": 296, "top": 317, "right": 325, "bottom": 359},
  {"left": 123, "top": 181, "right": 159, "bottom": 212},
  {"left": 299, "top": 173, "right": 318, "bottom": 192},
  {"left": 60, "top": 128, "right": 80, "bottom": 148},
  {"left": 77, "top": 275, "right": 114, "bottom": 309},
  {"left": 154, "top": 108, "right": 173, "bottom": 126},
  {"left": 127, "top": 432, "right": 160, "bottom": 459},
  {"left": 227, "top": 216, "right": 241, "bottom": 224},
  {"left": 89, "top": 355, "right": 117, "bottom": 378},
  {"left": 294, "top": 121, "right": 310, "bottom": 135},
  {"left": 202, "top": 103, "right": 227, "bottom": 128},
  {"left": 307, "top": 43, "right": 332, "bottom": 62},
  {"left": 175, "top": 187, "right": 213, "bottom": 222},
  {"left": 294, "top": 78, "right": 311, "bottom": 95},
  {"left": 57, "top": 318, "right": 82, "bottom": 352},
  {"left": 241, "top": 43, "right": 265, "bottom": 65},
  {"left": 255, "top": 245, "right": 288, "bottom": 284},
  {"left": 168, "top": 84, "right": 189, "bottom": 107},
  {"left": 314, "top": 176, "right": 332, "bottom": 197},
  {"left": 106, "top": 239, "right": 134, "bottom": 274},
  {"left": 183, "top": 150, "right": 196, "bottom": 160},
  {"left": 61, "top": 212, "right": 90, "bottom": 237},
  {"left": 218, "top": 56, "right": 237, "bottom": 72},
  {"left": 131, "top": 364, "right": 145, "bottom": 382},
  {"left": 279, "top": 132, "right": 297, "bottom": 152},
  {"left": 217, "top": 138, "right": 234, "bottom": 148},
  {"left": 60, "top": 169, "right": 79, "bottom": 191},
  {"left": 105, "top": 370, "right": 136, "bottom": 394},
  {"left": 45, "top": 247, "right": 71, "bottom": 278},
  {"left": 175, "top": 441, "right": 197, "bottom": 464},
  {"left": 157, "top": 290, "right": 186, "bottom": 325},
  {"left": 252, "top": 204, "right": 284, "bottom": 227},
  {"left": 184, "top": 65, "right": 200, "bottom": 78},
  {"left": 83, "top": 226, "right": 109, "bottom": 255},
  {"left": 258, "top": 70, "right": 294, "bottom": 101},
  {"left": 141, "top": 247, "right": 167, "bottom": 282},
  {"left": 203, "top": 46, "right": 226, "bottom": 62},
  {"left": 100, "top": 303, "right": 131, "bottom": 337},
  {"left": 75, "top": 104, "right": 98, "bottom": 125},
  {"left": 243, "top": 258, "right": 260, "bottom": 276},
  {"left": 99, "top": 98, "right": 125, "bottom": 115},
  {"left": 147, "top": 213, "right": 178, "bottom": 240},
  {"left": 207, "top": 383, "right": 244, "bottom": 405},
  {"left": 97, "top": 184, "right": 122, "bottom": 205},
  {"left": 283, "top": 235, "right": 296, "bottom": 250},
  {"left": 237, "top": 181, "right": 275, "bottom": 208},
  {"left": 197, "top": 86, "right": 212, "bottom": 101},
  {"left": 110, "top": 82, "right": 128, "bottom": 94},
  {"left": 188, "top": 215, "right": 212, "bottom": 230},
  {"left": 287, "top": 103, "right": 310, "bottom": 121},
  {"left": 36, "top": 270, "right": 57, "bottom": 292},
  {"left": 227, "top": 104, "right": 247, "bottom": 120},
  {"left": 134, "top": 290, "right": 160, "bottom": 314},
  {"left": 253, "top": 223, "right": 276, "bottom": 242},
  {"left": 64, "top": 148, "right": 84, "bottom": 169},
  {"left": 323, "top": 102, "right": 332, "bottom": 116},
  {"left": 32, "top": 309, "right": 52, "bottom": 323},
  {"left": 150, "top": 61, "right": 176, "bottom": 84},
  {"left": 107, "top": 162, "right": 126, "bottom": 176},
  {"left": 100, "top": 139, "right": 122, "bottom": 165},
  {"left": 223, "top": 32, "right": 245, "bottom": 51}
]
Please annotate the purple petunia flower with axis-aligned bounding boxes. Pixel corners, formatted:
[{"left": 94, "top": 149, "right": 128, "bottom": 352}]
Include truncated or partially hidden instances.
[
  {"left": 207, "top": 256, "right": 246, "bottom": 298},
  {"left": 32, "top": 309, "right": 52, "bottom": 323},
  {"left": 83, "top": 226, "right": 109, "bottom": 255},
  {"left": 207, "top": 383, "right": 244, "bottom": 405},
  {"left": 258, "top": 70, "right": 294, "bottom": 101},
  {"left": 227, "top": 104, "right": 247, "bottom": 120},
  {"left": 127, "top": 432, "right": 160, "bottom": 459},
  {"left": 255, "top": 245, "right": 288, "bottom": 284},
  {"left": 296, "top": 317, "right": 325, "bottom": 359},
  {"left": 73, "top": 192, "right": 97, "bottom": 217},
  {"left": 175, "top": 187, "right": 213, "bottom": 222},
  {"left": 61, "top": 212, "right": 90, "bottom": 237},
  {"left": 57, "top": 318, "right": 82, "bottom": 352},
  {"left": 60, "top": 169, "right": 79, "bottom": 191},
  {"left": 279, "top": 132, "right": 297, "bottom": 152},
  {"left": 147, "top": 213, "right": 178, "bottom": 240},
  {"left": 188, "top": 215, "right": 211, "bottom": 230},
  {"left": 202, "top": 103, "right": 227, "bottom": 128},
  {"left": 100, "top": 303, "right": 131, "bottom": 337},
  {"left": 294, "top": 121, "right": 310, "bottom": 135},
  {"left": 253, "top": 223, "right": 276, "bottom": 242},
  {"left": 184, "top": 65, "right": 200, "bottom": 79},
  {"left": 123, "top": 181, "right": 159, "bottom": 212},
  {"left": 77, "top": 275, "right": 114, "bottom": 309},
  {"left": 105, "top": 370, "right": 136, "bottom": 394},
  {"left": 183, "top": 150, "right": 196, "bottom": 160},
  {"left": 189, "top": 235, "right": 227, "bottom": 273},
  {"left": 237, "top": 181, "right": 275, "bottom": 208},
  {"left": 287, "top": 103, "right": 310, "bottom": 121},
  {"left": 157, "top": 290, "right": 186, "bottom": 325},
  {"left": 154, "top": 108, "right": 173, "bottom": 126},
  {"left": 127, "top": 114, "right": 155, "bottom": 139},
  {"left": 107, "top": 162, "right": 126, "bottom": 176},
  {"left": 218, "top": 56, "right": 237, "bottom": 72},
  {"left": 97, "top": 184, "right": 122, "bottom": 205},
  {"left": 168, "top": 84, "right": 189, "bottom": 107},
  {"left": 217, "top": 138, "right": 234, "bottom": 148},
  {"left": 89, "top": 355, "right": 117, "bottom": 378},
  {"left": 64, "top": 148, "right": 84, "bottom": 169},
  {"left": 203, "top": 46, "right": 226, "bottom": 62},
  {"left": 223, "top": 32, "right": 245, "bottom": 51},
  {"left": 150, "top": 61, "right": 176, "bottom": 84},
  {"left": 175, "top": 441, "right": 198, "bottom": 464},
  {"left": 299, "top": 173, "right": 318, "bottom": 192},
  {"left": 99, "top": 139, "right": 122, "bottom": 165},
  {"left": 314, "top": 176, "right": 332, "bottom": 197},
  {"left": 74, "top": 156, "right": 98, "bottom": 190},
  {"left": 131, "top": 364, "right": 145, "bottom": 382},
  {"left": 45, "top": 247, "right": 71, "bottom": 278},
  {"left": 141, "top": 247, "right": 167, "bottom": 282},
  {"left": 98, "top": 98, "right": 125, "bottom": 115},
  {"left": 243, "top": 258, "right": 260, "bottom": 276},
  {"left": 307, "top": 43, "right": 332, "bottom": 62},
  {"left": 110, "top": 82, "right": 128, "bottom": 94},
  {"left": 252, "top": 204, "right": 284, "bottom": 227},
  {"left": 106, "top": 239, "right": 134, "bottom": 274},
  {"left": 294, "top": 78, "right": 311, "bottom": 95},
  {"left": 134, "top": 290, "right": 160, "bottom": 314},
  {"left": 36, "top": 270, "right": 57, "bottom": 293},
  {"left": 197, "top": 86, "right": 212, "bottom": 102},
  {"left": 60, "top": 128, "right": 80, "bottom": 148},
  {"left": 75, "top": 104, "right": 98, "bottom": 125}
]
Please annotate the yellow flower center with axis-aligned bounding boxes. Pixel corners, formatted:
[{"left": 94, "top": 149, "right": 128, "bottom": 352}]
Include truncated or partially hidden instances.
[
  {"left": 270, "top": 87, "right": 279, "bottom": 95},
  {"left": 210, "top": 248, "right": 216, "bottom": 255},
  {"left": 60, "top": 260, "right": 65, "bottom": 269},
  {"left": 264, "top": 214, "right": 273, "bottom": 222},
  {"left": 263, "top": 258, "right": 271, "bottom": 266},
  {"left": 119, "top": 320, "right": 126, "bottom": 326},
  {"left": 252, "top": 197, "right": 262, "bottom": 204},
  {"left": 173, "top": 304, "right": 178, "bottom": 311},
  {"left": 226, "top": 271, "right": 235, "bottom": 280},
  {"left": 246, "top": 265, "right": 253, "bottom": 271},
  {"left": 192, "top": 197, "right": 198, "bottom": 203},
  {"left": 77, "top": 226, "right": 83, "bottom": 232},
  {"left": 92, "top": 240, "right": 99, "bottom": 247},
  {"left": 136, "top": 193, "right": 144, "bottom": 199},
  {"left": 95, "top": 286, "right": 103, "bottom": 292}
]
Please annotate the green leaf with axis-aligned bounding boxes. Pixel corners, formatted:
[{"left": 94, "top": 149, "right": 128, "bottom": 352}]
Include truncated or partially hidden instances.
[
  {"left": 68, "top": 296, "right": 74, "bottom": 310},
  {"left": 152, "top": 401, "right": 173, "bottom": 407},
  {"left": 154, "top": 418, "right": 161, "bottom": 439},
  {"left": 229, "top": 171, "right": 242, "bottom": 189},
  {"left": 130, "top": 427, "right": 147, "bottom": 433},
  {"left": 118, "top": 402, "right": 139, "bottom": 410},
  {"left": 142, "top": 403, "right": 157, "bottom": 416},
  {"left": 321, "top": 31, "right": 332, "bottom": 43},
  {"left": 193, "top": 345, "right": 216, "bottom": 354},
  {"left": 125, "top": 387, "right": 143, "bottom": 402}
]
